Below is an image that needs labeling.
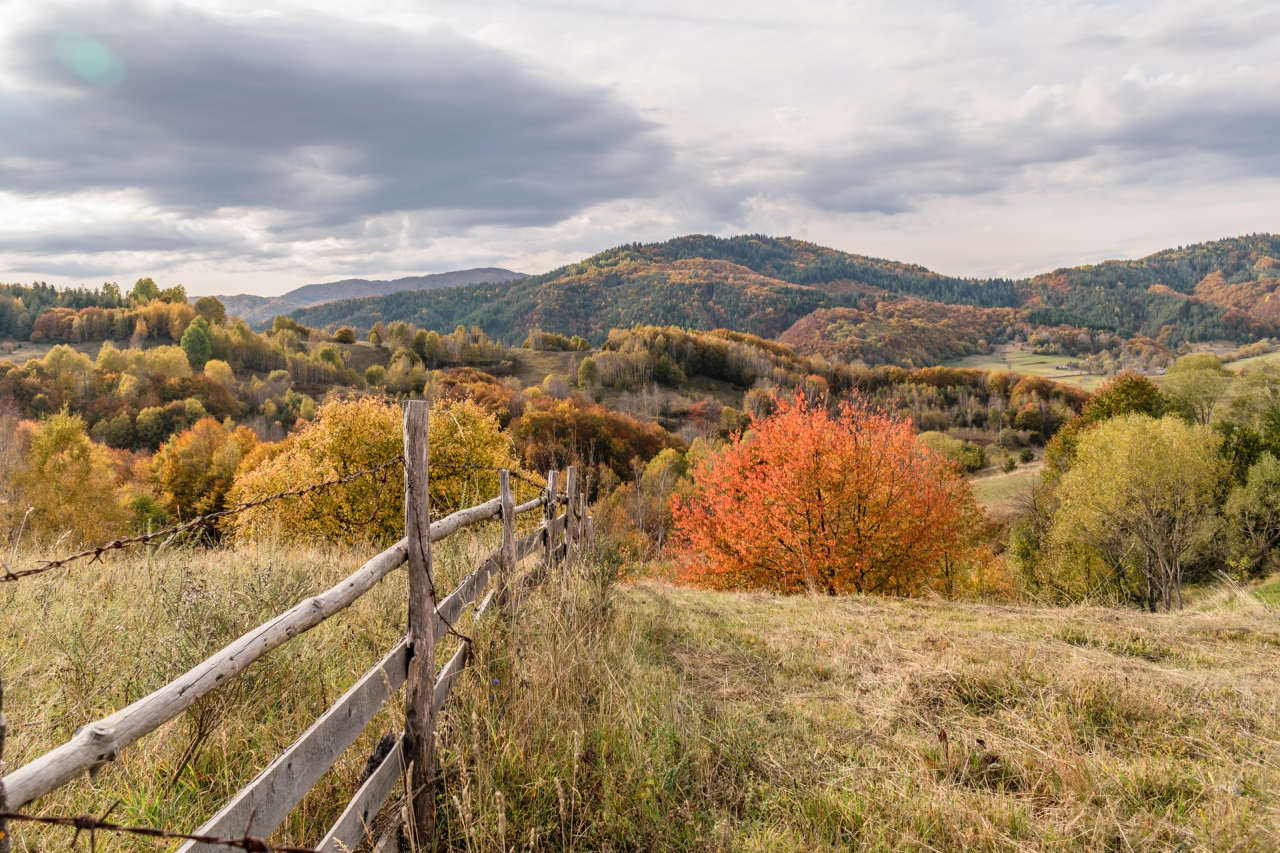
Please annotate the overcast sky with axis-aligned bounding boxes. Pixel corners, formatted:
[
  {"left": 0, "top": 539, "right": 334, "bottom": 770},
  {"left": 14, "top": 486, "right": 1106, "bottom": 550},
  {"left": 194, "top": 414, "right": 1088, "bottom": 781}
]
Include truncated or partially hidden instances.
[{"left": 1, "top": 0, "right": 1277, "bottom": 296}]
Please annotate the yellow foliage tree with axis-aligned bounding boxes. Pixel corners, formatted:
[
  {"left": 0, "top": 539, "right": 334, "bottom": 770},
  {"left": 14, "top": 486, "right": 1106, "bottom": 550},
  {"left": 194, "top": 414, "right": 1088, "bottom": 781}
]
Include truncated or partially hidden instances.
[
  {"left": 154, "top": 418, "right": 258, "bottom": 519},
  {"left": 15, "top": 411, "right": 131, "bottom": 546},
  {"left": 227, "top": 396, "right": 538, "bottom": 545},
  {"left": 1046, "top": 414, "right": 1222, "bottom": 609}
]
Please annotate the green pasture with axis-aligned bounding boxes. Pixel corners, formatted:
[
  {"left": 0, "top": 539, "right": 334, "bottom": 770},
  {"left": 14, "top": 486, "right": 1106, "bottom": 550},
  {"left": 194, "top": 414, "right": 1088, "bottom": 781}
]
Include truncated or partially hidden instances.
[{"left": 943, "top": 348, "right": 1105, "bottom": 390}]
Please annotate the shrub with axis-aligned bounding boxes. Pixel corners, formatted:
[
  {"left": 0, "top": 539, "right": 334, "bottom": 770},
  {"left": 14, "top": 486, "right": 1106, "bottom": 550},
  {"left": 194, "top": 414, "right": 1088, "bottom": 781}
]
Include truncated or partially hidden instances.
[
  {"left": 228, "top": 397, "right": 537, "bottom": 544},
  {"left": 333, "top": 326, "right": 357, "bottom": 344},
  {"left": 673, "top": 395, "right": 986, "bottom": 596}
]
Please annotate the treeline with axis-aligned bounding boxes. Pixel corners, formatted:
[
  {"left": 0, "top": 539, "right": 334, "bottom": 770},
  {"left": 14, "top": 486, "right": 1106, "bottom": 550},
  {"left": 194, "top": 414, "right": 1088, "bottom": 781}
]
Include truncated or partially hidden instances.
[
  {"left": 639, "top": 234, "right": 1019, "bottom": 307},
  {"left": 581, "top": 325, "right": 1087, "bottom": 442},
  {"left": 288, "top": 233, "right": 1280, "bottom": 357},
  {"left": 290, "top": 235, "right": 1023, "bottom": 344},
  {"left": 1018, "top": 235, "right": 1280, "bottom": 345}
]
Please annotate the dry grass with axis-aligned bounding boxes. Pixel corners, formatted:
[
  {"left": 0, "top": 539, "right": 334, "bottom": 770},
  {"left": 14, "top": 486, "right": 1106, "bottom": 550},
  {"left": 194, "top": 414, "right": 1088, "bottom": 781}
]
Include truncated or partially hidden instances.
[
  {"left": 0, "top": 533, "right": 492, "bottom": 852},
  {"left": 1, "top": 538, "right": 1278, "bottom": 852},
  {"left": 442, "top": 565, "right": 1280, "bottom": 852}
]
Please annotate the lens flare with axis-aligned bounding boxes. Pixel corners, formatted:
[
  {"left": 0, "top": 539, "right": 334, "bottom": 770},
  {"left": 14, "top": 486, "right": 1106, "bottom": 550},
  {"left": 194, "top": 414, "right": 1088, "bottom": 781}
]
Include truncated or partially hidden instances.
[{"left": 54, "top": 31, "right": 125, "bottom": 87}]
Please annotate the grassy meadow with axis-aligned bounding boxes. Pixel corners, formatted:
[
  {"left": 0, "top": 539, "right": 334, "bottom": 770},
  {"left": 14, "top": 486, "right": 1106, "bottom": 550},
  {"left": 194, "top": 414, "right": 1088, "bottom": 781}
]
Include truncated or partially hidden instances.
[
  {"left": 943, "top": 346, "right": 1106, "bottom": 391},
  {"left": 1, "top": 538, "right": 1277, "bottom": 852}
]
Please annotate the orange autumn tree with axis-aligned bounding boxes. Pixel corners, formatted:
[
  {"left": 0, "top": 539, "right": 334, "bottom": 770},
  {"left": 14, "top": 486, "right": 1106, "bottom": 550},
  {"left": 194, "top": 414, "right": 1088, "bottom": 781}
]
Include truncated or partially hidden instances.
[{"left": 672, "top": 394, "right": 985, "bottom": 596}]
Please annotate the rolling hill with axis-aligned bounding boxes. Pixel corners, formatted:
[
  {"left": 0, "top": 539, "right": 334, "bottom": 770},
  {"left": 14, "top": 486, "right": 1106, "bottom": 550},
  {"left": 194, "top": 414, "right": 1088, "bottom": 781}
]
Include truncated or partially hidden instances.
[{"left": 286, "top": 233, "right": 1280, "bottom": 366}]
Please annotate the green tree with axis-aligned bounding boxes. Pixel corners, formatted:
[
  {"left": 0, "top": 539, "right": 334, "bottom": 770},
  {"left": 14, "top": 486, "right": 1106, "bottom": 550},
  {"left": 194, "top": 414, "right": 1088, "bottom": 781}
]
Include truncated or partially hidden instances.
[
  {"left": 1045, "top": 371, "right": 1165, "bottom": 477},
  {"left": 1222, "top": 454, "right": 1280, "bottom": 578},
  {"left": 135, "top": 406, "right": 166, "bottom": 450},
  {"left": 1048, "top": 414, "right": 1222, "bottom": 610},
  {"left": 1079, "top": 371, "right": 1165, "bottom": 426},
  {"left": 577, "top": 356, "right": 599, "bottom": 388},
  {"left": 130, "top": 277, "right": 160, "bottom": 305},
  {"left": 90, "top": 412, "right": 134, "bottom": 449},
  {"left": 194, "top": 296, "right": 227, "bottom": 326},
  {"left": 180, "top": 316, "right": 214, "bottom": 370},
  {"left": 158, "top": 284, "right": 188, "bottom": 304},
  {"left": 1163, "top": 356, "right": 1231, "bottom": 426}
]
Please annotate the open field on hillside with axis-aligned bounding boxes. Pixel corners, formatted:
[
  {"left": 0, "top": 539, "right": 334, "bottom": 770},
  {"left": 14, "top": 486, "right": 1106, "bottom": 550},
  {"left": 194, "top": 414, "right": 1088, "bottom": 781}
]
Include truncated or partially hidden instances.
[
  {"left": 2, "top": 541, "right": 1277, "bottom": 852},
  {"left": 944, "top": 346, "right": 1106, "bottom": 391},
  {"left": 1227, "top": 350, "right": 1280, "bottom": 373},
  {"left": 970, "top": 463, "right": 1042, "bottom": 518}
]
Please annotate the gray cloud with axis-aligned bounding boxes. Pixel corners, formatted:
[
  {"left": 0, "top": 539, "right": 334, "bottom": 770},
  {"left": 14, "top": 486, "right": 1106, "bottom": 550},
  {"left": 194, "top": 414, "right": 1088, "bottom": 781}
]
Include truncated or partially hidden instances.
[
  {"left": 768, "top": 63, "right": 1280, "bottom": 216},
  {"left": 0, "top": 3, "right": 671, "bottom": 237}
]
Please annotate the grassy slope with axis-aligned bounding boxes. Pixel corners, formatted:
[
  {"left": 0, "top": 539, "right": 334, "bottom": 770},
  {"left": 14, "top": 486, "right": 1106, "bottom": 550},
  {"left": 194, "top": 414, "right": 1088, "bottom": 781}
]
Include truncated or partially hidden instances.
[
  {"left": 943, "top": 345, "right": 1106, "bottom": 391},
  {"left": 5, "top": 542, "right": 1277, "bottom": 852}
]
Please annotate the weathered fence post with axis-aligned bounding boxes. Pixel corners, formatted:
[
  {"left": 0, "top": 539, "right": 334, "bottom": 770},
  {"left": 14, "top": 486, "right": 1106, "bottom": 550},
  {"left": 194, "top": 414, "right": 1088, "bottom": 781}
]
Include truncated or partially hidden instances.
[
  {"left": 499, "top": 470, "right": 515, "bottom": 614},
  {"left": 543, "top": 469, "right": 559, "bottom": 572},
  {"left": 402, "top": 401, "right": 436, "bottom": 849},
  {"left": 564, "top": 466, "right": 578, "bottom": 574},
  {"left": 1, "top": 670, "right": 9, "bottom": 853}
]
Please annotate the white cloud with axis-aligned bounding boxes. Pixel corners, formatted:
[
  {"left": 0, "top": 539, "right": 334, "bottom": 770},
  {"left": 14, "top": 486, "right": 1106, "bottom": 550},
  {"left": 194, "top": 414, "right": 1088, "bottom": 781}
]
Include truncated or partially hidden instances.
[{"left": 0, "top": 0, "right": 1278, "bottom": 295}]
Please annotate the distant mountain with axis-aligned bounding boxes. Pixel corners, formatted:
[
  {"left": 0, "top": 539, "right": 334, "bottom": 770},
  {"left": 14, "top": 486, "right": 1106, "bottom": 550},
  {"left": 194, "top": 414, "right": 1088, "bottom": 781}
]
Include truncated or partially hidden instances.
[
  {"left": 216, "top": 267, "right": 526, "bottom": 326},
  {"left": 282, "top": 268, "right": 526, "bottom": 306},
  {"left": 289, "top": 235, "right": 1013, "bottom": 342},
  {"left": 286, "top": 233, "right": 1280, "bottom": 363}
]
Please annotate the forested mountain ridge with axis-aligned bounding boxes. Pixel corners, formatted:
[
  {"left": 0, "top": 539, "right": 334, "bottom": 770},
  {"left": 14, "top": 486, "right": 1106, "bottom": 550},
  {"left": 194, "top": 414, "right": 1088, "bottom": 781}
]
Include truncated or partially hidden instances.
[
  {"left": 287, "top": 234, "right": 1280, "bottom": 361},
  {"left": 287, "top": 235, "right": 1018, "bottom": 342}
]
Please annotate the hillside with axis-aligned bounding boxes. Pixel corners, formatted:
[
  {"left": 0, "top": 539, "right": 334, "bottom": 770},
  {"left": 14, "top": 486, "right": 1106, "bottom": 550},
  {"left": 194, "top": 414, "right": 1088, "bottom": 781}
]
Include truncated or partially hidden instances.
[
  {"left": 216, "top": 267, "right": 525, "bottom": 326},
  {"left": 286, "top": 234, "right": 1280, "bottom": 367},
  {"left": 288, "top": 235, "right": 1015, "bottom": 343},
  {"left": 5, "top": 540, "right": 1275, "bottom": 851}
]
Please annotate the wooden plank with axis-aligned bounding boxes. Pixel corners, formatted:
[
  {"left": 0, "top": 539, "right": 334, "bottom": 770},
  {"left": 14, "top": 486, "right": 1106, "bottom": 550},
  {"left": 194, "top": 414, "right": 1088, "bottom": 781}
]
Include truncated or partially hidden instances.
[
  {"left": 517, "top": 527, "right": 543, "bottom": 563},
  {"left": 2, "top": 538, "right": 409, "bottom": 809},
  {"left": 434, "top": 528, "right": 540, "bottom": 637},
  {"left": 402, "top": 401, "right": 436, "bottom": 848},
  {"left": 317, "top": 617, "right": 482, "bottom": 853},
  {"left": 177, "top": 640, "right": 409, "bottom": 853},
  {"left": 318, "top": 736, "right": 402, "bottom": 853},
  {"left": 432, "top": 640, "right": 468, "bottom": 713}
]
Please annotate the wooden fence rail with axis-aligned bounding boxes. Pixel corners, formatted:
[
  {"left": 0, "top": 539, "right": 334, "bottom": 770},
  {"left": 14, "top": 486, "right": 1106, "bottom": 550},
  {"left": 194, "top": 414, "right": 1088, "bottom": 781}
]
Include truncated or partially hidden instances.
[{"left": 0, "top": 400, "right": 592, "bottom": 853}]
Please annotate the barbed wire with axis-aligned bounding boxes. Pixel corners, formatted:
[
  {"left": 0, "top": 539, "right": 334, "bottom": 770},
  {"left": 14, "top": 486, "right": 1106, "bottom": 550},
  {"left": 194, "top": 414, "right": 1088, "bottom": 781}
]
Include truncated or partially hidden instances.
[
  {"left": 0, "top": 808, "right": 321, "bottom": 853},
  {"left": 3, "top": 457, "right": 406, "bottom": 582},
  {"left": 427, "top": 463, "right": 547, "bottom": 491},
  {"left": 5, "top": 458, "right": 561, "bottom": 583}
]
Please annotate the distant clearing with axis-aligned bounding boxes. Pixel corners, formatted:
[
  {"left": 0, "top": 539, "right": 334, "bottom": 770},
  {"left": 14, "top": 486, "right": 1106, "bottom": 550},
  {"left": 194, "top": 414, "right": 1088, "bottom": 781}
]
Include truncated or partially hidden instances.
[{"left": 944, "top": 345, "right": 1106, "bottom": 390}]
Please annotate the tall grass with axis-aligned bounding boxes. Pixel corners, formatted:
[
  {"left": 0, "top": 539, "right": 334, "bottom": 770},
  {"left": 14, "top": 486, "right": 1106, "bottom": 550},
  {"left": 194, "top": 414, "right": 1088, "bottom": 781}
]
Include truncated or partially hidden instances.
[
  {"left": 1, "top": 536, "right": 1277, "bottom": 851},
  {"left": 0, "top": 532, "right": 492, "bottom": 852}
]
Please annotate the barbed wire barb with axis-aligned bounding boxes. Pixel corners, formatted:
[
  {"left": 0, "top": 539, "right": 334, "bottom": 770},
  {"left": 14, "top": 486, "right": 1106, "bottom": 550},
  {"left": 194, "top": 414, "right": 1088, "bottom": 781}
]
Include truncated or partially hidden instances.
[{"left": 0, "top": 810, "right": 323, "bottom": 853}]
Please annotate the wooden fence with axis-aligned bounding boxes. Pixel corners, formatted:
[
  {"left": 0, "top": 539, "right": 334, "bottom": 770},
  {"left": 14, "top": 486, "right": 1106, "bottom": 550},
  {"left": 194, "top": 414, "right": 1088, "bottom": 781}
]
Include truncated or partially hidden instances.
[{"left": 0, "top": 400, "right": 593, "bottom": 852}]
